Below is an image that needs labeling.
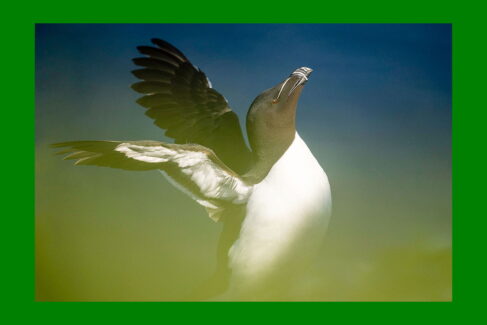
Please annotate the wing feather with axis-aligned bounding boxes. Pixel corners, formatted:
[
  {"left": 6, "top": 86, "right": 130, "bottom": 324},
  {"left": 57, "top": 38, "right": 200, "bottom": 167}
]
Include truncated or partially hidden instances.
[
  {"left": 131, "top": 39, "right": 252, "bottom": 174},
  {"left": 52, "top": 140, "right": 252, "bottom": 221}
]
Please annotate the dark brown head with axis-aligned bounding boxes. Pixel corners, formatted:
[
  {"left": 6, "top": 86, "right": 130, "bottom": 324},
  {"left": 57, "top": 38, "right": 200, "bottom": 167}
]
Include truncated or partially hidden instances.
[{"left": 244, "top": 67, "right": 312, "bottom": 183}]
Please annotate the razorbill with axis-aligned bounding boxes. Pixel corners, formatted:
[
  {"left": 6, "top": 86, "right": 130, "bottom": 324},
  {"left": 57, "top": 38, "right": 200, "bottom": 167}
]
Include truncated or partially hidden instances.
[{"left": 53, "top": 38, "right": 332, "bottom": 300}]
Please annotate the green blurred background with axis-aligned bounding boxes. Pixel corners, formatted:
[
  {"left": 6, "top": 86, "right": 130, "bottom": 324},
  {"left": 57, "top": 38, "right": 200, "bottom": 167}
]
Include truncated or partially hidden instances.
[{"left": 36, "top": 24, "right": 451, "bottom": 301}]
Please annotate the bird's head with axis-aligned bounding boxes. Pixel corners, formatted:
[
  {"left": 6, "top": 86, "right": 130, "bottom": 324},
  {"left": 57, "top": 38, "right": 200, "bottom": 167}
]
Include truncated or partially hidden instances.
[
  {"left": 247, "top": 67, "right": 312, "bottom": 121},
  {"left": 246, "top": 67, "right": 312, "bottom": 153},
  {"left": 270, "top": 67, "right": 312, "bottom": 107},
  {"left": 243, "top": 67, "right": 312, "bottom": 182}
]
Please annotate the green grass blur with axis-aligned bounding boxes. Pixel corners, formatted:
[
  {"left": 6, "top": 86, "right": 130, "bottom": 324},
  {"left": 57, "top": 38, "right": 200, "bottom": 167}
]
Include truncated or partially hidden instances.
[{"left": 36, "top": 136, "right": 451, "bottom": 301}]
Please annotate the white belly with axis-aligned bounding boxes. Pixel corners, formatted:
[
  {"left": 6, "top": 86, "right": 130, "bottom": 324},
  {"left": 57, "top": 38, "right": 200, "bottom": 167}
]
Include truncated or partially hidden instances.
[{"left": 228, "top": 133, "right": 332, "bottom": 297}]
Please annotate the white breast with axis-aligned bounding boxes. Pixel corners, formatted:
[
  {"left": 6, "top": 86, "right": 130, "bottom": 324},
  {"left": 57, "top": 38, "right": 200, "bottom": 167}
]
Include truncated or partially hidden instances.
[{"left": 228, "top": 133, "right": 332, "bottom": 296}]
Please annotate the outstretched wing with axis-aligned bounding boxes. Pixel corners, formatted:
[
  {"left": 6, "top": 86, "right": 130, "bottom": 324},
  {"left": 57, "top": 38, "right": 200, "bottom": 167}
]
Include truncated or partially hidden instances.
[
  {"left": 52, "top": 140, "right": 252, "bottom": 221},
  {"left": 131, "top": 38, "right": 252, "bottom": 175}
]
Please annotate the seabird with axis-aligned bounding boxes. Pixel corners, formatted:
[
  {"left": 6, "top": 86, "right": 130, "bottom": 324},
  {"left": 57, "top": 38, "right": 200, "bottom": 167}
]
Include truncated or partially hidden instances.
[{"left": 53, "top": 38, "right": 332, "bottom": 300}]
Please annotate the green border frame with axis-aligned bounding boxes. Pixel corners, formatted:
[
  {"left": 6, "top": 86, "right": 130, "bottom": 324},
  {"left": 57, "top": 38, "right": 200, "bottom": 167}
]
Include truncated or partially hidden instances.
[{"left": 4, "top": 0, "right": 478, "bottom": 322}]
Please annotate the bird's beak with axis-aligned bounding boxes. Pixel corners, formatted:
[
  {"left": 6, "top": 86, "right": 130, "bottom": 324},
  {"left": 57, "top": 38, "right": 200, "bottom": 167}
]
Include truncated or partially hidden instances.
[
  {"left": 288, "top": 67, "right": 313, "bottom": 96},
  {"left": 273, "top": 67, "right": 313, "bottom": 103}
]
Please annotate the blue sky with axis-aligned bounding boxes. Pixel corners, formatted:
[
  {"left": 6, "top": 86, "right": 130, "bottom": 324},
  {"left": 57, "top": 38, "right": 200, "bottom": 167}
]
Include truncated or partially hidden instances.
[{"left": 36, "top": 23, "right": 451, "bottom": 141}]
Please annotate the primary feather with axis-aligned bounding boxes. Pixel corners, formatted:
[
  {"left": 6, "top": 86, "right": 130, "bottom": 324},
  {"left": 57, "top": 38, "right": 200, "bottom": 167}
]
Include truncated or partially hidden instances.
[{"left": 131, "top": 38, "right": 252, "bottom": 175}]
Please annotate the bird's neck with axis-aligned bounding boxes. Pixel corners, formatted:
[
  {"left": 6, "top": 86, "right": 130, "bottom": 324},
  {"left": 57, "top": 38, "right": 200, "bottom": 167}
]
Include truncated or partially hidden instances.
[
  {"left": 242, "top": 131, "right": 296, "bottom": 184},
  {"left": 244, "top": 96, "right": 298, "bottom": 184}
]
